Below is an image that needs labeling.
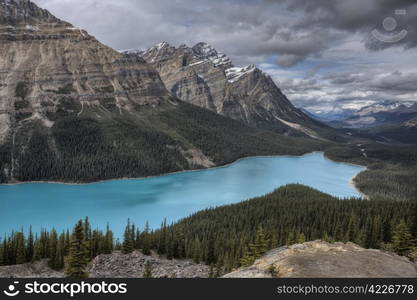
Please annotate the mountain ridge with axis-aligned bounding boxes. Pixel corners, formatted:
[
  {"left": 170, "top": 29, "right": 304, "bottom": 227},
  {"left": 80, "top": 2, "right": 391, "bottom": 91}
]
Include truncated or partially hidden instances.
[
  {"left": 122, "top": 41, "right": 338, "bottom": 141},
  {"left": 0, "top": 0, "right": 325, "bottom": 184}
]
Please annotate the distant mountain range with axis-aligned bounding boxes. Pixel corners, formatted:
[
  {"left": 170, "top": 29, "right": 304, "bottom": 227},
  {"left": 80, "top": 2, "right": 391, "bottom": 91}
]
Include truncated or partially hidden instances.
[
  {"left": 303, "top": 101, "right": 417, "bottom": 144},
  {"left": 324, "top": 101, "right": 417, "bottom": 128}
]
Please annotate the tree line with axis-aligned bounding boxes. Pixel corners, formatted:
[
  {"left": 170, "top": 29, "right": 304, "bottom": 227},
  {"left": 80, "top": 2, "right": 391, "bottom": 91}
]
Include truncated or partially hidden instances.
[{"left": 1, "top": 185, "right": 416, "bottom": 277}]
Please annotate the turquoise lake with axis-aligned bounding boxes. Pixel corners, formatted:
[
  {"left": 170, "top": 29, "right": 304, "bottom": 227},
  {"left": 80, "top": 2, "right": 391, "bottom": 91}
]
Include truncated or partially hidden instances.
[{"left": 0, "top": 152, "right": 364, "bottom": 237}]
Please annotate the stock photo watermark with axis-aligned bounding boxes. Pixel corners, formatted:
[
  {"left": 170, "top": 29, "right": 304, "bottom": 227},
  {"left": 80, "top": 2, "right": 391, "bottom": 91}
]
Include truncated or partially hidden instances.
[
  {"left": 2, "top": 280, "right": 128, "bottom": 298},
  {"left": 371, "top": 9, "right": 408, "bottom": 43}
]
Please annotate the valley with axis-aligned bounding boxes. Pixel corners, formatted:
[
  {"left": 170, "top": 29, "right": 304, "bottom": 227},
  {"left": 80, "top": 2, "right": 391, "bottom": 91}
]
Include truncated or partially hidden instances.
[{"left": 0, "top": 0, "right": 416, "bottom": 279}]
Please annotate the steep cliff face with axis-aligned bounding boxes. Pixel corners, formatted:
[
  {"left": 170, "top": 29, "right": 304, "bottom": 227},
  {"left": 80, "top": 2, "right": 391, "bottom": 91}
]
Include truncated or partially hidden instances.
[
  {"left": 0, "top": 0, "right": 175, "bottom": 182},
  {"left": 223, "top": 241, "right": 417, "bottom": 278},
  {"left": 0, "top": 0, "right": 168, "bottom": 141},
  {"left": 0, "top": 0, "right": 322, "bottom": 184},
  {"left": 126, "top": 42, "right": 330, "bottom": 138}
]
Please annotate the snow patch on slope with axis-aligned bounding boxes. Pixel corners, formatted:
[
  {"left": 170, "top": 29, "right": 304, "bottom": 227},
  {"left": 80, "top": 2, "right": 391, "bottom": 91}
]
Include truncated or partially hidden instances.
[
  {"left": 225, "top": 65, "right": 256, "bottom": 83},
  {"left": 192, "top": 42, "right": 232, "bottom": 67}
]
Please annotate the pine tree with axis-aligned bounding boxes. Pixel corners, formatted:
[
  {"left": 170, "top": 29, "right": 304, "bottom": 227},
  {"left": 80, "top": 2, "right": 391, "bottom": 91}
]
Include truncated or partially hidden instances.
[
  {"left": 365, "top": 216, "right": 381, "bottom": 248},
  {"left": 49, "top": 229, "right": 58, "bottom": 269},
  {"left": 411, "top": 203, "right": 417, "bottom": 239},
  {"left": 15, "top": 232, "right": 26, "bottom": 264},
  {"left": 135, "top": 228, "right": 141, "bottom": 250},
  {"left": 33, "top": 236, "right": 42, "bottom": 262},
  {"left": 54, "top": 242, "right": 64, "bottom": 270},
  {"left": 122, "top": 219, "right": 134, "bottom": 254},
  {"left": 141, "top": 221, "right": 151, "bottom": 255},
  {"left": 297, "top": 232, "right": 306, "bottom": 243},
  {"left": 286, "top": 231, "right": 296, "bottom": 245},
  {"left": 65, "top": 220, "right": 89, "bottom": 278},
  {"left": 143, "top": 261, "right": 153, "bottom": 278},
  {"left": 83, "top": 217, "right": 92, "bottom": 259},
  {"left": 104, "top": 224, "right": 114, "bottom": 254},
  {"left": 26, "top": 226, "right": 34, "bottom": 262},
  {"left": 206, "top": 234, "right": 215, "bottom": 265},
  {"left": 64, "top": 230, "right": 71, "bottom": 256},
  {"left": 391, "top": 220, "right": 414, "bottom": 256},
  {"left": 240, "top": 227, "right": 269, "bottom": 267},
  {"left": 345, "top": 214, "right": 359, "bottom": 243},
  {"left": 157, "top": 219, "right": 167, "bottom": 254}
]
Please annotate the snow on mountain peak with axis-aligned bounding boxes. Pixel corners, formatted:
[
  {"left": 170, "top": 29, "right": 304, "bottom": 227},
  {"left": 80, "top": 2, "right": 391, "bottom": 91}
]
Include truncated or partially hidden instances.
[
  {"left": 225, "top": 65, "right": 257, "bottom": 83},
  {"left": 192, "top": 42, "right": 232, "bottom": 67}
]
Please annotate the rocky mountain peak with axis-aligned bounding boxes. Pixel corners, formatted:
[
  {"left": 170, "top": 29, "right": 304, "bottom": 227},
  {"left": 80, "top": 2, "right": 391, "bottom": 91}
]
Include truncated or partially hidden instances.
[
  {"left": 0, "top": 0, "right": 60, "bottom": 24},
  {"left": 128, "top": 41, "right": 234, "bottom": 69},
  {"left": 123, "top": 40, "right": 333, "bottom": 139},
  {"left": 191, "top": 42, "right": 233, "bottom": 68}
]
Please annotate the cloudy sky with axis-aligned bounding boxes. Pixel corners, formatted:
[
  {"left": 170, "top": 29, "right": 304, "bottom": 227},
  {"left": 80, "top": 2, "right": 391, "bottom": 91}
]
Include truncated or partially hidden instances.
[{"left": 34, "top": 0, "right": 417, "bottom": 113}]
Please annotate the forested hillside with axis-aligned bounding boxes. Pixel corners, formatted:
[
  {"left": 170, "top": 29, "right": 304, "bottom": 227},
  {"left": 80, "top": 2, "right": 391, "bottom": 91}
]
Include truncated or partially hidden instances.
[
  {"left": 2, "top": 185, "right": 416, "bottom": 276},
  {"left": 0, "top": 101, "right": 325, "bottom": 184},
  {"left": 325, "top": 144, "right": 417, "bottom": 201}
]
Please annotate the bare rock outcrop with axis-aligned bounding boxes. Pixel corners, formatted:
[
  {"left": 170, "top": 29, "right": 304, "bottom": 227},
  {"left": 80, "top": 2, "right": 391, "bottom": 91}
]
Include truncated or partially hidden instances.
[
  {"left": 0, "top": 251, "right": 209, "bottom": 278},
  {"left": 223, "top": 241, "right": 417, "bottom": 278},
  {"left": 88, "top": 251, "right": 209, "bottom": 278},
  {"left": 0, "top": 260, "right": 63, "bottom": 278}
]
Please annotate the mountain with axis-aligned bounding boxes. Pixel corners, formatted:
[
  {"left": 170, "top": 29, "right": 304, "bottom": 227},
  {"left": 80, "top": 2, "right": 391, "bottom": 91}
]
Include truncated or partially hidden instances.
[
  {"left": 328, "top": 101, "right": 417, "bottom": 128},
  {"left": 327, "top": 101, "right": 417, "bottom": 144},
  {"left": 223, "top": 241, "right": 417, "bottom": 278},
  {"left": 122, "top": 42, "right": 337, "bottom": 141},
  {"left": 0, "top": 0, "right": 324, "bottom": 184}
]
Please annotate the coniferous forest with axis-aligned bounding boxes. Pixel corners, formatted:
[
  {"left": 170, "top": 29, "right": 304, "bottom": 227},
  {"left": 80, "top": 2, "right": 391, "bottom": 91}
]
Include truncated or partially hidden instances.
[{"left": 1, "top": 185, "right": 416, "bottom": 277}]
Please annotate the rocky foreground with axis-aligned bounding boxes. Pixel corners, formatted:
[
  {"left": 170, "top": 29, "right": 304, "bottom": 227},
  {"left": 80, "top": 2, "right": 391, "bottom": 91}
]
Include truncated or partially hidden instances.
[
  {"left": 223, "top": 241, "right": 417, "bottom": 278},
  {"left": 0, "top": 251, "right": 209, "bottom": 278},
  {"left": 1, "top": 241, "right": 416, "bottom": 278}
]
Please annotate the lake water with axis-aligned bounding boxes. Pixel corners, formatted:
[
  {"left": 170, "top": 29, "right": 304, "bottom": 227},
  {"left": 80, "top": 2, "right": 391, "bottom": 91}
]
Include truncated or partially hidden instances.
[{"left": 0, "top": 152, "right": 364, "bottom": 237}]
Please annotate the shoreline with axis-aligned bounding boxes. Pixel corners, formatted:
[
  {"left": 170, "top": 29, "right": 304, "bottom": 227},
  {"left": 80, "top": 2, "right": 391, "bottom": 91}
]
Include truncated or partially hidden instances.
[
  {"left": 0, "top": 151, "right": 368, "bottom": 198},
  {"left": 1, "top": 152, "right": 317, "bottom": 186},
  {"left": 349, "top": 167, "right": 369, "bottom": 199}
]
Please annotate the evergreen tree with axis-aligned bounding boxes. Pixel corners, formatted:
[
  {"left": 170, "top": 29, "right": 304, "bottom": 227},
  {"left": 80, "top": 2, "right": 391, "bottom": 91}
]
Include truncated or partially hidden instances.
[
  {"left": 64, "top": 230, "right": 71, "bottom": 257},
  {"left": 391, "top": 220, "right": 414, "bottom": 256},
  {"left": 48, "top": 229, "right": 58, "bottom": 269},
  {"left": 345, "top": 215, "right": 359, "bottom": 243},
  {"left": 65, "top": 220, "right": 89, "bottom": 278},
  {"left": 33, "top": 237, "right": 42, "bottom": 262},
  {"left": 122, "top": 219, "right": 134, "bottom": 254},
  {"left": 26, "top": 226, "right": 34, "bottom": 262},
  {"left": 83, "top": 217, "right": 92, "bottom": 259},
  {"left": 143, "top": 261, "right": 153, "bottom": 278},
  {"left": 157, "top": 219, "right": 167, "bottom": 254},
  {"left": 15, "top": 232, "right": 26, "bottom": 264},
  {"left": 411, "top": 203, "right": 417, "bottom": 239},
  {"left": 104, "top": 224, "right": 114, "bottom": 254},
  {"left": 240, "top": 227, "right": 269, "bottom": 267},
  {"left": 54, "top": 242, "right": 64, "bottom": 270},
  {"left": 135, "top": 228, "right": 141, "bottom": 250},
  {"left": 141, "top": 222, "right": 151, "bottom": 255}
]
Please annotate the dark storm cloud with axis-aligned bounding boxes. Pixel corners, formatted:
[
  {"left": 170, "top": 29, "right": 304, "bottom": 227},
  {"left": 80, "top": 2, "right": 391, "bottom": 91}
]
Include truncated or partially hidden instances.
[
  {"left": 32, "top": 0, "right": 417, "bottom": 111},
  {"left": 33, "top": 0, "right": 417, "bottom": 68},
  {"left": 284, "top": 0, "right": 417, "bottom": 51}
]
